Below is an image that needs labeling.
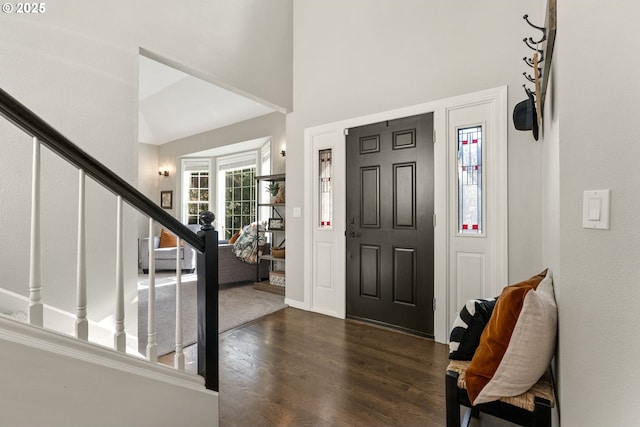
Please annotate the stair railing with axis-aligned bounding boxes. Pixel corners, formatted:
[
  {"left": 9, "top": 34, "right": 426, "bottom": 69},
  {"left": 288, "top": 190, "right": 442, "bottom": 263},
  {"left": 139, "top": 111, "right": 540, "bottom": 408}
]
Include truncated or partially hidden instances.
[{"left": 0, "top": 87, "right": 219, "bottom": 391}]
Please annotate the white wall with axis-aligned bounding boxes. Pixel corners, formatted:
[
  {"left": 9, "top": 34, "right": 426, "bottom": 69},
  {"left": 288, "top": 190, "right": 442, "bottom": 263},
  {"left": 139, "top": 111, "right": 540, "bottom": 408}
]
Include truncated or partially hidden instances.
[
  {"left": 540, "top": 19, "right": 560, "bottom": 427},
  {"left": 286, "top": 0, "right": 544, "bottom": 303},
  {"left": 0, "top": 317, "right": 218, "bottom": 427},
  {"left": 137, "top": 143, "right": 160, "bottom": 236},
  {"left": 0, "top": 0, "right": 292, "bottom": 344},
  {"left": 0, "top": 2, "right": 140, "bottom": 335},
  {"left": 542, "top": 1, "right": 640, "bottom": 425},
  {"left": 136, "top": 0, "right": 293, "bottom": 111}
]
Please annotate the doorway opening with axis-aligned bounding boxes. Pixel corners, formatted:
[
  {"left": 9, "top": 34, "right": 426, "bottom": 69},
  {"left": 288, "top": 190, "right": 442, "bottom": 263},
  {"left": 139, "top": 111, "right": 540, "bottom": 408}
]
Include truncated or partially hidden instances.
[{"left": 303, "top": 86, "right": 508, "bottom": 343}]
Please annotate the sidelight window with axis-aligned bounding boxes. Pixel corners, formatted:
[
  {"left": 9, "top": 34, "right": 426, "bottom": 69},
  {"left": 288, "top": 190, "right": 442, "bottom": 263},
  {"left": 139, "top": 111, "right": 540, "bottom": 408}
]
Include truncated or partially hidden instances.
[
  {"left": 457, "top": 126, "right": 483, "bottom": 235},
  {"left": 319, "top": 149, "right": 332, "bottom": 228}
]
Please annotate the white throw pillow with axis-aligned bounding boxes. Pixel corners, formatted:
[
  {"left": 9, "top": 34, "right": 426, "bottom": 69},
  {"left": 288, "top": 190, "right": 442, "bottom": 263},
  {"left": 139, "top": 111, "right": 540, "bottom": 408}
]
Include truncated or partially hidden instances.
[{"left": 473, "top": 270, "right": 557, "bottom": 405}]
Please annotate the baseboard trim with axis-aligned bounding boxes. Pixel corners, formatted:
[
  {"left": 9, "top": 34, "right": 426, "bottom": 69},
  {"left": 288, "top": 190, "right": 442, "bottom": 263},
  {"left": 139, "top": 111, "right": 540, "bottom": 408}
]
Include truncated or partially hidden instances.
[
  {"left": 311, "top": 306, "right": 340, "bottom": 319},
  {"left": 284, "top": 298, "right": 306, "bottom": 310}
]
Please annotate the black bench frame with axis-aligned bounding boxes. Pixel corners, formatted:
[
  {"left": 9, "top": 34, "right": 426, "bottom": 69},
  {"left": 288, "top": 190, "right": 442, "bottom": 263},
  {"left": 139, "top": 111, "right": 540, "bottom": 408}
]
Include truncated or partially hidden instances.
[{"left": 446, "top": 370, "right": 552, "bottom": 427}]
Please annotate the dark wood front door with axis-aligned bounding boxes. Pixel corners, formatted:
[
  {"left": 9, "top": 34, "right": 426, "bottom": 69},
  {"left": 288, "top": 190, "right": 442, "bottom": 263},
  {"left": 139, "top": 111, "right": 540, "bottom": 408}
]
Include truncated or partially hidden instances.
[{"left": 346, "top": 113, "right": 434, "bottom": 336}]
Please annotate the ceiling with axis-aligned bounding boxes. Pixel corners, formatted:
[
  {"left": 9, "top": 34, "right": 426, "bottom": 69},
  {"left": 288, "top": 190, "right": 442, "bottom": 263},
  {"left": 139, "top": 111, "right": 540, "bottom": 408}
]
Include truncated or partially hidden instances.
[{"left": 138, "top": 55, "right": 277, "bottom": 145}]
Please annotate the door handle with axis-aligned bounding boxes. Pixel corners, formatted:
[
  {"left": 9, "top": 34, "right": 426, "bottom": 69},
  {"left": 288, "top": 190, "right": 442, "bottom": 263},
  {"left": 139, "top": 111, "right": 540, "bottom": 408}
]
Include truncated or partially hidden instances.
[{"left": 346, "top": 231, "right": 360, "bottom": 238}]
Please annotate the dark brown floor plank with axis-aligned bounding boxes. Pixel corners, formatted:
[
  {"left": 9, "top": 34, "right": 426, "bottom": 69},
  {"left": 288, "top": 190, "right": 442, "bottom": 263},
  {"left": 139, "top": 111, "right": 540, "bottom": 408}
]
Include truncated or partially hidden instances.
[{"left": 218, "top": 308, "right": 450, "bottom": 427}]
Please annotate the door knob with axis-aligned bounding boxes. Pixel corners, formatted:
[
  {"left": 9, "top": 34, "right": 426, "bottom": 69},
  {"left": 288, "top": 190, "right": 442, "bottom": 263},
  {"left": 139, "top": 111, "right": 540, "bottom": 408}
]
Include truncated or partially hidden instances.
[{"left": 346, "top": 231, "right": 360, "bottom": 238}]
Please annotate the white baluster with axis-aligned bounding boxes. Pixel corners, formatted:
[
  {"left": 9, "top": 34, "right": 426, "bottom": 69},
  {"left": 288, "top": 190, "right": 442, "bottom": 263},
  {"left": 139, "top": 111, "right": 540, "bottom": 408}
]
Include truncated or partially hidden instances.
[
  {"left": 114, "top": 196, "right": 126, "bottom": 352},
  {"left": 174, "top": 237, "right": 184, "bottom": 370},
  {"left": 146, "top": 218, "right": 158, "bottom": 361},
  {"left": 28, "top": 137, "right": 43, "bottom": 327},
  {"left": 75, "top": 169, "right": 88, "bottom": 340}
]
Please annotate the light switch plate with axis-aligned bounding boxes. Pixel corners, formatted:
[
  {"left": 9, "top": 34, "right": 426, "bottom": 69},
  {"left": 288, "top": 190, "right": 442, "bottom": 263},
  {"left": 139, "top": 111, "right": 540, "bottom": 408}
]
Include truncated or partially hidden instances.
[
  {"left": 293, "top": 207, "right": 302, "bottom": 218},
  {"left": 583, "top": 190, "right": 610, "bottom": 230}
]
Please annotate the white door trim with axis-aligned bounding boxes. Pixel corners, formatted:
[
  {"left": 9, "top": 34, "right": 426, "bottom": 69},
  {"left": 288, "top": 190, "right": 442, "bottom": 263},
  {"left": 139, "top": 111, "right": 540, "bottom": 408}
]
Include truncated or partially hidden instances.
[{"left": 302, "top": 86, "right": 508, "bottom": 343}]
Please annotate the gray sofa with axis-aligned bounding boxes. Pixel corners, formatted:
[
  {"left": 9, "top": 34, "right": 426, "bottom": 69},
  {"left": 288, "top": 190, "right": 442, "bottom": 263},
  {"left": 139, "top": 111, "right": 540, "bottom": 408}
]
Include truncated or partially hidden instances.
[
  {"left": 138, "top": 237, "right": 269, "bottom": 285},
  {"left": 218, "top": 242, "right": 270, "bottom": 286}
]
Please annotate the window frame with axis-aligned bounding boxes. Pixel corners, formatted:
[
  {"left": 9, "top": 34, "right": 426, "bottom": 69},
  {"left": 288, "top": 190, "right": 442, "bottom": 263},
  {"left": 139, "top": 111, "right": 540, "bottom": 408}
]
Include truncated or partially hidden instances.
[
  {"left": 215, "top": 151, "right": 259, "bottom": 239},
  {"left": 456, "top": 124, "right": 485, "bottom": 237},
  {"left": 181, "top": 158, "right": 212, "bottom": 226}
]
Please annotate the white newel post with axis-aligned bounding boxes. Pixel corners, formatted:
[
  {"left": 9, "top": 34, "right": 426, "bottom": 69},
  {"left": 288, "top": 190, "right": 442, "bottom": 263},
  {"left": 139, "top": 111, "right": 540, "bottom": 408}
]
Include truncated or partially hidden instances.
[
  {"left": 28, "top": 137, "right": 43, "bottom": 327},
  {"left": 147, "top": 218, "right": 158, "bottom": 361},
  {"left": 114, "top": 196, "right": 126, "bottom": 352},
  {"left": 76, "top": 169, "right": 88, "bottom": 340},
  {"left": 174, "top": 237, "right": 185, "bottom": 370}
]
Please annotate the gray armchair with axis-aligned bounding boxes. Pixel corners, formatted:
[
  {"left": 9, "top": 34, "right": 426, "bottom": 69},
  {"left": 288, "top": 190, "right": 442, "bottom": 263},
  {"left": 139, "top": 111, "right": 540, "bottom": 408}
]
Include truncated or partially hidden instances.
[{"left": 138, "top": 236, "right": 197, "bottom": 274}]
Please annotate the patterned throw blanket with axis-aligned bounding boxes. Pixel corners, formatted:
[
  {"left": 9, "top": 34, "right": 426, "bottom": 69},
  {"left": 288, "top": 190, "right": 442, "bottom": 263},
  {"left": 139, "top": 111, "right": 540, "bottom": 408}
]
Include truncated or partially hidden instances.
[{"left": 232, "top": 223, "right": 265, "bottom": 264}]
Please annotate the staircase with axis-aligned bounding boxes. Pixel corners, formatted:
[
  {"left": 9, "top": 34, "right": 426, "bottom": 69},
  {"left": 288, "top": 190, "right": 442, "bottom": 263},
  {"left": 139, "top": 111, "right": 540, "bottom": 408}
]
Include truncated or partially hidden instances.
[{"left": 0, "top": 88, "right": 219, "bottom": 427}]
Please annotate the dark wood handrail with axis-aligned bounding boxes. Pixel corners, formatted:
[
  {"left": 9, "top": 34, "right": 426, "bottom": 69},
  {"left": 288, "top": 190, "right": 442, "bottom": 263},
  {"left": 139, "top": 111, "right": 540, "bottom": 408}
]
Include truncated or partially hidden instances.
[{"left": 0, "top": 87, "right": 203, "bottom": 251}]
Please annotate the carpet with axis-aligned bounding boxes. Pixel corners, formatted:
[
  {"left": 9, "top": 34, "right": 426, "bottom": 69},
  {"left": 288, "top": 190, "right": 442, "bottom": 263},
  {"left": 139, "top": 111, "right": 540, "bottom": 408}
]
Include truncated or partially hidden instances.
[{"left": 138, "top": 281, "right": 287, "bottom": 356}]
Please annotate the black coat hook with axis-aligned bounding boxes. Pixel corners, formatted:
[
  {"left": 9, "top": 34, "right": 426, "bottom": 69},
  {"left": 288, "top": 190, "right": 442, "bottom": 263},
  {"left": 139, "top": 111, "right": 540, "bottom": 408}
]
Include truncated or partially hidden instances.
[
  {"left": 523, "top": 39, "right": 545, "bottom": 62},
  {"left": 523, "top": 38, "right": 537, "bottom": 51},
  {"left": 523, "top": 40, "right": 545, "bottom": 62},
  {"left": 523, "top": 85, "right": 536, "bottom": 99},
  {"left": 523, "top": 14, "right": 547, "bottom": 44},
  {"left": 523, "top": 58, "right": 543, "bottom": 80},
  {"left": 523, "top": 72, "right": 535, "bottom": 83}
]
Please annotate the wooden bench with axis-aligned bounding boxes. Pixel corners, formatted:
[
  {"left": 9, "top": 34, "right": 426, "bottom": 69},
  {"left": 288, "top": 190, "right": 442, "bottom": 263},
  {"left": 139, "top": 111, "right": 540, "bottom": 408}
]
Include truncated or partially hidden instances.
[{"left": 445, "top": 360, "right": 554, "bottom": 427}]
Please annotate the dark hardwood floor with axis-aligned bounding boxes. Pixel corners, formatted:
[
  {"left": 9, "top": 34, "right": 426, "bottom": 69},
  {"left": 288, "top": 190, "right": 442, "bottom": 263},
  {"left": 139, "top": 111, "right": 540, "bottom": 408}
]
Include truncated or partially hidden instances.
[
  {"left": 217, "top": 307, "right": 450, "bottom": 427},
  {"left": 159, "top": 306, "right": 513, "bottom": 426}
]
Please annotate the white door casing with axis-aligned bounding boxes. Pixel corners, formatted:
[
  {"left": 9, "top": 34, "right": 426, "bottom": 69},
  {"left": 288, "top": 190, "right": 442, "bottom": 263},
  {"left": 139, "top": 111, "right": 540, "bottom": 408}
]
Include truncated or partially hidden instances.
[
  {"left": 447, "top": 100, "right": 509, "bottom": 331},
  {"left": 302, "top": 86, "right": 508, "bottom": 343},
  {"left": 308, "top": 130, "right": 346, "bottom": 318}
]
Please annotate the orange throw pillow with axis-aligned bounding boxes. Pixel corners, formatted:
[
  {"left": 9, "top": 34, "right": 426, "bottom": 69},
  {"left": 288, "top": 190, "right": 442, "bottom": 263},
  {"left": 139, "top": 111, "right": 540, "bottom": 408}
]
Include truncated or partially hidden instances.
[
  {"left": 158, "top": 228, "right": 184, "bottom": 248},
  {"left": 465, "top": 270, "right": 547, "bottom": 404},
  {"left": 228, "top": 229, "right": 241, "bottom": 244}
]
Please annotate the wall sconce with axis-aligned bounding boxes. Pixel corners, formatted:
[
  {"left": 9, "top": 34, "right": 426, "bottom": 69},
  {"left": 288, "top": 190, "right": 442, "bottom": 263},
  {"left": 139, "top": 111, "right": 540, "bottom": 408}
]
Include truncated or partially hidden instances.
[
  {"left": 158, "top": 168, "right": 169, "bottom": 177},
  {"left": 280, "top": 145, "right": 286, "bottom": 157}
]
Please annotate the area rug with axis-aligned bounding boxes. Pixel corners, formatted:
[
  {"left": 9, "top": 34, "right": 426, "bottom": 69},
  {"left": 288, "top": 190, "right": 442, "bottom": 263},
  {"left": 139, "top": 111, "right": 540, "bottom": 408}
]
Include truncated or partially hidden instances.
[{"left": 138, "top": 281, "right": 287, "bottom": 356}]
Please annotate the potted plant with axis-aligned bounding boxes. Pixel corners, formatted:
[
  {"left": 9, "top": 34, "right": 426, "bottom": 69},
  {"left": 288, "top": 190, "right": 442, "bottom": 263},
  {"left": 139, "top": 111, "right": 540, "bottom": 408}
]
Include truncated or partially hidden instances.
[{"left": 266, "top": 182, "right": 280, "bottom": 198}]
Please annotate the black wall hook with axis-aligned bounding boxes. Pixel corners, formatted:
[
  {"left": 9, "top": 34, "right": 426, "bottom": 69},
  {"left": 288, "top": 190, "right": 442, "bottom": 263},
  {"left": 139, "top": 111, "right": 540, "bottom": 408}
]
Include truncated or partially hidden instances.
[
  {"left": 524, "top": 56, "right": 535, "bottom": 67},
  {"left": 523, "top": 38, "right": 538, "bottom": 51},
  {"left": 523, "top": 72, "right": 535, "bottom": 83},
  {"left": 526, "top": 87, "right": 533, "bottom": 98},
  {"left": 523, "top": 39, "right": 545, "bottom": 62},
  {"left": 523, "top": 14, "right": 547, "bottom": 44},
  {"left": 523, "top": 85, "right": 536, "bottom": 99}
]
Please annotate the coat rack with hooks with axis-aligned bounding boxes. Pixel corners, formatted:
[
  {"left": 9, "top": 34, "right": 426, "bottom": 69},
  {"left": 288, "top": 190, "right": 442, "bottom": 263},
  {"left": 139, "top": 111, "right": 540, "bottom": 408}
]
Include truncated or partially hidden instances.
[{"left": 513, "top": 0, "right": 556, "bottom": 140}]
